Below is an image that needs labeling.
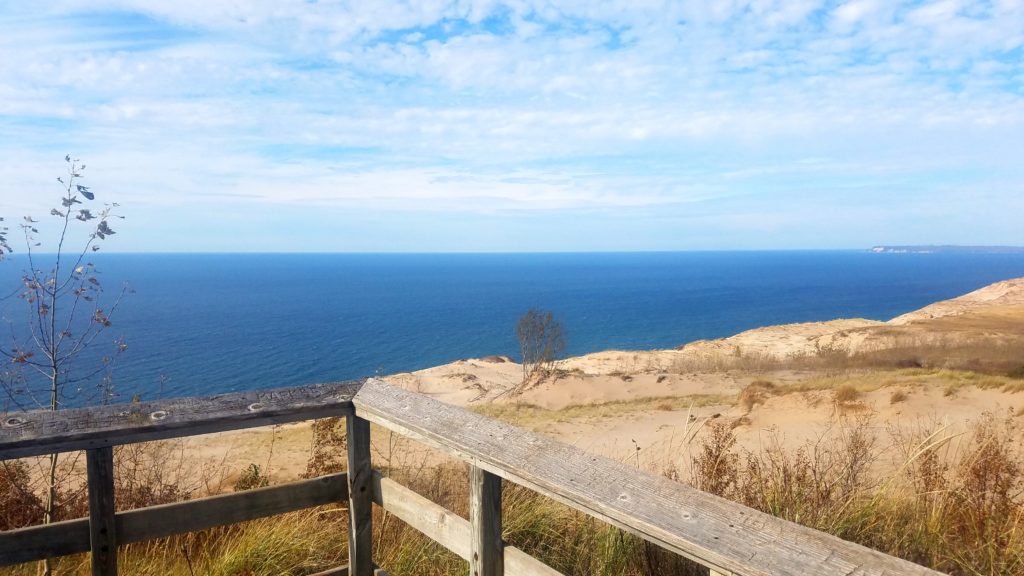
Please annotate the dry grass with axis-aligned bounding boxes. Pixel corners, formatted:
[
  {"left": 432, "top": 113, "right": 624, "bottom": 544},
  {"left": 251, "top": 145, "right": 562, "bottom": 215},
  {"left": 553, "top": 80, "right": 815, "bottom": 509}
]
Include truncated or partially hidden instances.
[
  {"left": 472, "top": 394, "right": 731, "bottom": 427},
  {"left": 833, "top": 384, "right": 861, "bottom": 405},
  {"left": 669, "top": 321, "right": 1024, "bottom": 379},
  {"left": 766, "top": 367, "right": 1022, "bottom": 398},
  {"left": 669, "top": 349, "right": 783, "bottom": 374},
  {"left": 690, "top": 411, "right": 1024, "bottom": 576},
  {"left": 3, "top": 395, "right": 1023, "bottom": 575},
  {"left": 737, "top": 379, "right": 776, "bottom": 413}
]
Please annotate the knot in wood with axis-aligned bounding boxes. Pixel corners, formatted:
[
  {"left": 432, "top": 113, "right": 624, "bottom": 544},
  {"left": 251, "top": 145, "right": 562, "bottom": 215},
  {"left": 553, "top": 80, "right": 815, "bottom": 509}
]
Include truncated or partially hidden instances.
[{"left": 3, "top": 416, "right": 27, "bottom": 428}]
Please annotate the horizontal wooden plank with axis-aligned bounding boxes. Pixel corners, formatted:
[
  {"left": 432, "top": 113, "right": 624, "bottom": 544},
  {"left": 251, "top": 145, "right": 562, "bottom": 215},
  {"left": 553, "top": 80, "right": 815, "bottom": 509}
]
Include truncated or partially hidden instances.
[
  {"left": 307, "top": 566, "right": 390, "bottom": 576},
  {"left": 0, "top": 473, "right": 347, "bottom": 566},
  {"left": 372, "top": 472, "right": 561, "bottom": 576},
  {"left": 0, "top": 517, "right": 89, "bottom": 566},
  {"left": 0, "top": 380, "right": 361, "bottom": 459},
  {"left": 118, "top": 472, "right": 348, "bottom": 544},
  {"left": 373, "top": 472, "right": 470, "bottom": 559},
  {"left": 353, "top": 378, "right": 944, "bottom": 576}
]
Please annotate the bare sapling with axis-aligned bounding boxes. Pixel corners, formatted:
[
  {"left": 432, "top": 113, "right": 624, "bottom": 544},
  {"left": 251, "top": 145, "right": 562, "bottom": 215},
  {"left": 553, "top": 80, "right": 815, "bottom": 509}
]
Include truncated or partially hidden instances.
[
  {"left": 0, "top": 156, "right": 126, "bottom": 575},
  {"left": 515, "top": 308, "right": 565, "bottom": 391}
]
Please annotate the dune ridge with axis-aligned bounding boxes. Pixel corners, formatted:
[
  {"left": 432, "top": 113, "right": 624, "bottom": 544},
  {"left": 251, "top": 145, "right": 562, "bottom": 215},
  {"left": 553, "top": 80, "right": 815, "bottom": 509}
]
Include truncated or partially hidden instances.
[{"left": 182, "top": 277, "right": 1024, "bottom": 486}]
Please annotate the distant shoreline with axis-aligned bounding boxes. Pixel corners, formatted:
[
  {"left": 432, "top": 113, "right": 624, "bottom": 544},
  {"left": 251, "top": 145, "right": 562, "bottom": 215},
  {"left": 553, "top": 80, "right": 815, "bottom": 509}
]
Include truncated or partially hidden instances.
[{"left": 870, "top": 245, "right": 1024, "bottom": 254}]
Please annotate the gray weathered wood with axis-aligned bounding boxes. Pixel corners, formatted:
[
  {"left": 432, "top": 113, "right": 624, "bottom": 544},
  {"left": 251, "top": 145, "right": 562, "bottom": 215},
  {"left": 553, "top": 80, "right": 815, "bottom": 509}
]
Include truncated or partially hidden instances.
[
  {"left": 372, "top": 472, "right": 469, "bottom": 559},
  {"left": 0, "top": 473, "right": 346, "bottom": 566},
  {"left": 372, "top": 472, "right": 561, "bottom": 576},
  {"left": 308, "top": 566, "right": 390, "bottom": 576},
  {"left": 352, "top": 378, "right": 944, "bottom": 576},
  {"left": 469, "top": 466, "right": 503, "bottom": 576},
  {"left": 119, "top": 471, "right": 348, "bottom": 544},
  {"left": 87, "top": 447, "right": 117, "bottom": 576},
  {"left": 347, "top": 415, "right": 373, "bottom": 576},
  {"left": 0, "top": 380, "right": 361, "bottom": 460},
  {"left": 0, "top": 517, "right": 89, "bottom": 566}
]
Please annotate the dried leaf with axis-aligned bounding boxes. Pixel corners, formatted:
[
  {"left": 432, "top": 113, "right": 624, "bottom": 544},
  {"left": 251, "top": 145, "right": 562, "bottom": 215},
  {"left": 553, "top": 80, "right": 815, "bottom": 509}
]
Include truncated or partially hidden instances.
[{"left": 96, "top": 221, "right": 115, "bottom": 237}]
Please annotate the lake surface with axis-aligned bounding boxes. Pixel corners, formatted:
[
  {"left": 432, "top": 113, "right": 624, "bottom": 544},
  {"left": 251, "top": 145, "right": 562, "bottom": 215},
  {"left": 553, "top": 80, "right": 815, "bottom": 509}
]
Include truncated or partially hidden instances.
[{"left": 3, "top": 251, "right": 1024, "bottom": 403}]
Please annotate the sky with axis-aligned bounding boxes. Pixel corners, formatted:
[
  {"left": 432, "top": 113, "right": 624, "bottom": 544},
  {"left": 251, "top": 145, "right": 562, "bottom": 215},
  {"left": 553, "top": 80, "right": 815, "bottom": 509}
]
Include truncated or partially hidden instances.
[{"left": 0, "top": 1, "right": 1022, "bottom": 253}]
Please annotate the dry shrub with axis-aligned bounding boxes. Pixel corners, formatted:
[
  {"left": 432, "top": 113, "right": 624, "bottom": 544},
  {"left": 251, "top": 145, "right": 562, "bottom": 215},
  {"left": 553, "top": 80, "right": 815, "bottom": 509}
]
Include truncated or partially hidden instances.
[
  {"left": 834, "top": 384, "right": 860, "bottom": 405},
  {"left": 854, "top": 335, "right": 1024, "bottom": 375},
  {"left": 0, "top": 461, "right": 43, "bottom": 530},
  {"left": 813, "top": 340, "right": 852, "bottom": 369},
  {"left": 737, "top": 380, "right": 776, "bottom": 413},
  {"left": 943, "top": 413, "right": 1022, "bottom": 573},
  {"left": 689, "top": 411, "right": 1023, "bottom": 575},
  {"left": 690, "top": 423, "right": 739, "bottom": 497},
  {"left": 303, "top": 417, "right": 347, "bottom": 478},
  {"left": 893, "top": 412, "right": 1024, "bottom": 574},
  {"left": 233, "top": 464, "right": 270, "bottom": 492},
  {"left": 715, "top": 416, "right": 876, "bottom": 532},
  {"left": 114, "top": 441, "right": 194, "bottom": 510},
  {"left": 669, "top": 350, "right": 782, "bottom": 374},
  {"left": 889, "top": 389, "right": 908, "bottom": 404}
]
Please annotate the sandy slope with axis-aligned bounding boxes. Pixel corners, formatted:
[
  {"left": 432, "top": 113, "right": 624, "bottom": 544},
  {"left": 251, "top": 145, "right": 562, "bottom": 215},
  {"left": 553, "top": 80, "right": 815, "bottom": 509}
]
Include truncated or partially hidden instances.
[
  {"left": 372, "top": 276, "right": 1024, "bottom": 473},
  {"left": 174, "top": 278, "right": 1024, "bottom": 486},
  {"left": 890, "top": 278, "right": 1024, "bottom": 324}
]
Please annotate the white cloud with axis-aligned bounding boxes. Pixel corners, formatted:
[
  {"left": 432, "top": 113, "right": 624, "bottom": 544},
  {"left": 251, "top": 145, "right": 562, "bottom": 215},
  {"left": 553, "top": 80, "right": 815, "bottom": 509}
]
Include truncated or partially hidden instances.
[{"left": 0, "top": 0, "right": 1021, "bottom": 250}]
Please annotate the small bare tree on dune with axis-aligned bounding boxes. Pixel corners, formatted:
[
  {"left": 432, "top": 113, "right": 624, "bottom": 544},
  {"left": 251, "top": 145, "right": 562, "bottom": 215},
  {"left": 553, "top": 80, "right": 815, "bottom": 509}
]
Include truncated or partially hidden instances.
[
  {"left": 0, "top": 156, "right": 126, "bottom": 575},
  {"left": 515, "top": 308, "right": 565, "bottom": 391}
]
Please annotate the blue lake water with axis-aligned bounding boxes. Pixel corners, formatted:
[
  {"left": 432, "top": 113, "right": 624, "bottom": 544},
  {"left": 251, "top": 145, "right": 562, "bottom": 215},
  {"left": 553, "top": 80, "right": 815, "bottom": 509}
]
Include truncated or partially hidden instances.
[{"left": 3, "top": 251, "right": 1024, "bottom": 403}]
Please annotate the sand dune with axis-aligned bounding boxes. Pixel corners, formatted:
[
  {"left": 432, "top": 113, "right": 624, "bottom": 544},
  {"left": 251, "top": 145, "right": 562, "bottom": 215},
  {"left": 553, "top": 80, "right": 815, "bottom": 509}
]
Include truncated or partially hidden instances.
[
  {"left": 373, "top": 277, "right": 1024, "bottom": 475},
  {"left": 183, "top": 278, "right": 1024, "bottom": 485}
]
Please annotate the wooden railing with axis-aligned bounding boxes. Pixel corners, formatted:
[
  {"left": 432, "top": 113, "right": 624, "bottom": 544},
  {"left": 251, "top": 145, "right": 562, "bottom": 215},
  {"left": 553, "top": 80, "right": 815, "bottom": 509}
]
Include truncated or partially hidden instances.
[{"left": 0, "top": 378, "right": 945, "bottom": 576}]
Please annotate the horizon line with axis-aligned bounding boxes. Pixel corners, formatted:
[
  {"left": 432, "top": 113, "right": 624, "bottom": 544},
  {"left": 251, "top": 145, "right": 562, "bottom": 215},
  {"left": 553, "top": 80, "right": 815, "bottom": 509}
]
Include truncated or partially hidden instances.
[{"left": 5, "top": 246, "right": 1024, "bottom": 257}]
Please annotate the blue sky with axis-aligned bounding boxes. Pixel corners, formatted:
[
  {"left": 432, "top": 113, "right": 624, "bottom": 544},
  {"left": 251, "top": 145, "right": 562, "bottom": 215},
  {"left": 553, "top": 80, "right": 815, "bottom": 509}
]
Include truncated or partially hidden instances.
[{"left": 0, "top": 0, "right": 1022, "bottom": 252}]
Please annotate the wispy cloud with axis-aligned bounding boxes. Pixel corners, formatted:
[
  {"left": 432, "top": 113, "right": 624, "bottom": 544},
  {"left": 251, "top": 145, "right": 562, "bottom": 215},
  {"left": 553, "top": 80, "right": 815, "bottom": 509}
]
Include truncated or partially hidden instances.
[{"left": 0, "top": 1, "right": 1021, "bottom": 250}]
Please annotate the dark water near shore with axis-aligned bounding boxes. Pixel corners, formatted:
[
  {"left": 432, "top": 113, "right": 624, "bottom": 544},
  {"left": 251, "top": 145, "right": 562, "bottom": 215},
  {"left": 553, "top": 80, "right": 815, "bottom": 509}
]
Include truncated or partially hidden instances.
[{"left": 3, "top": 251, "right": 1024, "bottom": 403}]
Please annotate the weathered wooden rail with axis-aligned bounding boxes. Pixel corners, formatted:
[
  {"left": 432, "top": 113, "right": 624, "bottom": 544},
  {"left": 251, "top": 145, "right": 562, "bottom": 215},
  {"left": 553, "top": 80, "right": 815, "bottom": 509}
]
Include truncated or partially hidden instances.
[{"left": 0, "top": 378, "right": 945, "bottom": 576}]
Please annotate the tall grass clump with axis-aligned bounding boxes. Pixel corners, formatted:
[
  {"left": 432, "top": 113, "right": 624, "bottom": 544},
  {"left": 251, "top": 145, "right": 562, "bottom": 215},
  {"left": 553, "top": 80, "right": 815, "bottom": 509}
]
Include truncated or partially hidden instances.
[{"left": 690, "top": 412, "right": 1024, "bottom": 575}]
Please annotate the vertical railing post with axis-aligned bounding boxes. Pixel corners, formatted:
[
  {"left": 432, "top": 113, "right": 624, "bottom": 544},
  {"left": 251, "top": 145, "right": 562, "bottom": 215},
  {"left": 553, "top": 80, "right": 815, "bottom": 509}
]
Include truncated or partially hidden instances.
[
  {"left": 469, "top": 466, "right": 503, "bottom": 576},
  {"left": 86, "top": 446, "right": 117, "bottom": 576},
  {"left": 347, "top": 415, "right": 373, "bottom": 576}
]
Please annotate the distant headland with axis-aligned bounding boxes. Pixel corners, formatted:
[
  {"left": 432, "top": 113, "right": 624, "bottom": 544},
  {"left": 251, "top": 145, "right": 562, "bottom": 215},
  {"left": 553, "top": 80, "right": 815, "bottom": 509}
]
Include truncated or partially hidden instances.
[{"left": 870, "top": 245, "right": 1024, "bottom": 254}]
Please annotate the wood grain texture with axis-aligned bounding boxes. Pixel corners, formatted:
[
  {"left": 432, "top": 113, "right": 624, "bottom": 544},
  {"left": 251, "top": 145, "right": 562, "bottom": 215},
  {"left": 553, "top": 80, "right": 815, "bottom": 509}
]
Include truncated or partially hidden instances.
[
  {"left": 372, "top": 472, "right": 469, "bottom": 559},
  {"left": 372, "top": 472, "right": 561, "bottom": 576},
  {"left": 0, "top": 518, "right": 89, "bottom": 566},
  {"left": 307, "top": 567, "right": 390, "bottom": 576},
  {"left": 347, "top": 415, "right": 374, "bottom": 576},
  {"left": 87, "top": 447, "right": 117, "bottom": 576},
  {"left": 0, "top": 473, "right": 346, "bottom": 566},
  {"left": 0, "top": 380, "right": 360, "bottom": 459},
  {"left": 470, "top": 466, "right": 503, "bottom": 576},
  {"left": 118, "top": 472, "right": 348, "bottom": 544},
  {"left": 353, "top": 378, "right": 944, "bottom": 576}
]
